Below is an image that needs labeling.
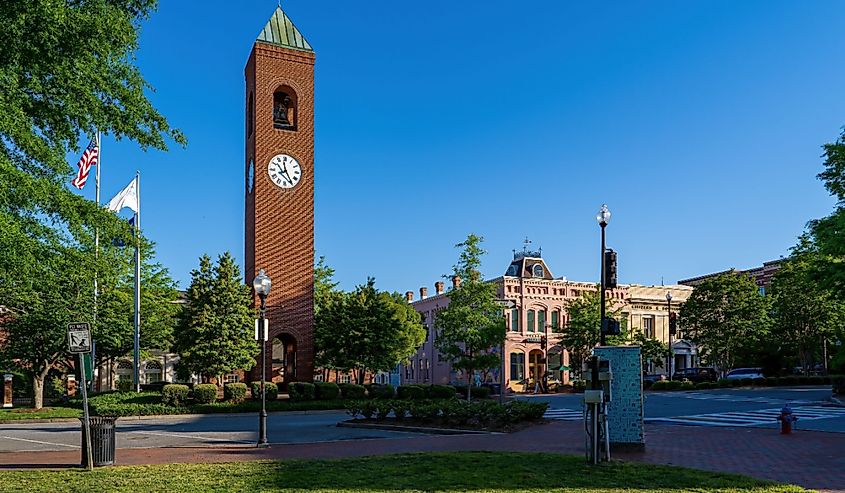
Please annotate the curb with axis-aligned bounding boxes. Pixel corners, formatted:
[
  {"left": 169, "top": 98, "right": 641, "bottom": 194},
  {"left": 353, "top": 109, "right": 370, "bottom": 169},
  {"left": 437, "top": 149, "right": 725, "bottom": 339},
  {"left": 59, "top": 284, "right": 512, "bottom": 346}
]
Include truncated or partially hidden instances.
[
  {"left": 337, "top": 420, "right": 494, "bottom": 435},
  {"left": 0, "top": 408, "right": 346, "bottom": 425}
]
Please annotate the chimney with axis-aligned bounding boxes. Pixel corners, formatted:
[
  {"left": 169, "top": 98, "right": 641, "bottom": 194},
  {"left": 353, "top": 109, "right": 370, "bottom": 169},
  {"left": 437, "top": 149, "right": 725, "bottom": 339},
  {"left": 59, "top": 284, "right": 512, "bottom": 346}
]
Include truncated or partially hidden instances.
[
  {"left": 435, "top": 281, "right": 445, "bottom": 295},
  {"left": 405, "top": 291, "right": 414, "bottom": 302},
  {"left": 420, "top": 287, "right": 428, "bottom": 300},
  {"left": 452, "top": 276, "right": 462, "bottom": 289}
]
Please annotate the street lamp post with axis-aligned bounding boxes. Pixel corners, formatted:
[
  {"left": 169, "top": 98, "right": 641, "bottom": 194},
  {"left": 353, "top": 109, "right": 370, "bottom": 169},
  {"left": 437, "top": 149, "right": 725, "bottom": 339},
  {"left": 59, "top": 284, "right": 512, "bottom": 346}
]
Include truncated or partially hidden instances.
[
  {"left": 252, "top": 269, "right": 272, "bottom": 448},
  {"left": 666, "top": 291, "right": 673, "bottom": 381},
  {"left": 597, "top": 205, "right": 611, "bottom": 346}
]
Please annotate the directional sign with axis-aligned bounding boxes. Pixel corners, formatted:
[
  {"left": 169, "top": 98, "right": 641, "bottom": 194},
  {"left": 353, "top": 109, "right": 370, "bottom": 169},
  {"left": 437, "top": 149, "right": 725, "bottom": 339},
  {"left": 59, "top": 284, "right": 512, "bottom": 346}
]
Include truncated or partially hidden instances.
[
  {"left": 67, "top": 322, "right": 92, "bottom": 353},
  {"left": 495, "top": 299, "right": 517, "bottom": 310}
]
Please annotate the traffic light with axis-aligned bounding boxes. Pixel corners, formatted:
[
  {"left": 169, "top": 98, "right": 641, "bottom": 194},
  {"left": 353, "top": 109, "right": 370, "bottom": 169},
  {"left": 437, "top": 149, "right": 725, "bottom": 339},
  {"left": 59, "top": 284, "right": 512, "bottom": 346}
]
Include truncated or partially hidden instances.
[
  {"left": 540, "top": 335, "right": 547, "bottom": 350},
  {"left": 604, "top": 249, "right": 617, "bottom": 288},
  {"left": 669, "top": 312, "right": 677, "bottom": 335},
  {"left": 601, "top": 317, "right": 621, "bottom": 336}
]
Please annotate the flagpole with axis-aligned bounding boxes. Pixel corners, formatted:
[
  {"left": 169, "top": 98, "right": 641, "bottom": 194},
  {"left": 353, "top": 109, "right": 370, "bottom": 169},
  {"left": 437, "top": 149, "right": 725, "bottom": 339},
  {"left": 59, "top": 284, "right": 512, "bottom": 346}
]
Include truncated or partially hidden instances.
[
  {"left": 93, "top": 130, "right": 100, "bottom": 393},
  {"left": 133, "top": 171, "right": 141, "bottom": 393}
]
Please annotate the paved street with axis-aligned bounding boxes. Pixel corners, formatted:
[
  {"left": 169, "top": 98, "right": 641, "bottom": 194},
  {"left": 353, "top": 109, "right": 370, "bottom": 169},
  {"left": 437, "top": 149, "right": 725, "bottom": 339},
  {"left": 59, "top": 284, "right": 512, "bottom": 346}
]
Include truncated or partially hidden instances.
[
  {"left": 525, "top": 386, "right": 845, "bottom": 432},
  {"left": 0, "top": 411, "right": 421, "bottom": 454}
]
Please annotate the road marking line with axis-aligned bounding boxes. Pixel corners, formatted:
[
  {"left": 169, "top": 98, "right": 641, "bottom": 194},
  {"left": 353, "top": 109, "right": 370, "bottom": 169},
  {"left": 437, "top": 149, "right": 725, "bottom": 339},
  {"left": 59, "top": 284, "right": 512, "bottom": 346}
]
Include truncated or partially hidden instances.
[
  {"left": 126, "top": 430, "right": 254, "bottom": 444},
  {"left": 0, "top": 435, "right": 80, "bottom": 448}
]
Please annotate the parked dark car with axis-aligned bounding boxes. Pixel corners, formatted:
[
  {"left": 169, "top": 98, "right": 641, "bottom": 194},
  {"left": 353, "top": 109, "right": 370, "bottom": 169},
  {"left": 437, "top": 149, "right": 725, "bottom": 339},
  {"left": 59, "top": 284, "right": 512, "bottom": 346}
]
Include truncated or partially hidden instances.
[
  {"left": 642, "top": 374, "right": 666, "bottom": 384},
  {"left": 672, "top": 367, "right": 718, "bottom": 383}
]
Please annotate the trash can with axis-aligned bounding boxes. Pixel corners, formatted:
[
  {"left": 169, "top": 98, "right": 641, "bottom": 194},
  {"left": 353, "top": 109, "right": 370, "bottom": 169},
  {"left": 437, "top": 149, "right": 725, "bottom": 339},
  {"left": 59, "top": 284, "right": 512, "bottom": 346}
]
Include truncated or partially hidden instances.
[{"left": 80, "top": 416, "right": 117, "bottom": 467}]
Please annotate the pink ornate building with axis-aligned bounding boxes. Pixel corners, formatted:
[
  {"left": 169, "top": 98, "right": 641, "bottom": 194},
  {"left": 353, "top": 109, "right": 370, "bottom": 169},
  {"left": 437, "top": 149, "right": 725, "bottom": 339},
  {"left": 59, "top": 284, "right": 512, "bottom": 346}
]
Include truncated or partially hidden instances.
[{"left": 402, "top": 251, "right": 693, "bottom": 391}]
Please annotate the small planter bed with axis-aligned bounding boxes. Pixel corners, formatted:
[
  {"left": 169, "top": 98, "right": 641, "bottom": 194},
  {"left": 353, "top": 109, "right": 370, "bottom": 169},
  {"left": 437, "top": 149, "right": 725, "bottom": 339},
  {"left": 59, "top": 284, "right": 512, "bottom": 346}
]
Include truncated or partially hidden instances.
[{"left": 343, "top": 399, "right": 548, "bottom": 433}]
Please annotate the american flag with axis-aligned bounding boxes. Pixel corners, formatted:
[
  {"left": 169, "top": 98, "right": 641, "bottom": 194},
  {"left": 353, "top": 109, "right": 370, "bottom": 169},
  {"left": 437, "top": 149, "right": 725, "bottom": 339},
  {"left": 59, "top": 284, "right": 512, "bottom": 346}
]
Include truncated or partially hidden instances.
[{"left": 71, "top": 136, "right": 99, "bottom": 189}]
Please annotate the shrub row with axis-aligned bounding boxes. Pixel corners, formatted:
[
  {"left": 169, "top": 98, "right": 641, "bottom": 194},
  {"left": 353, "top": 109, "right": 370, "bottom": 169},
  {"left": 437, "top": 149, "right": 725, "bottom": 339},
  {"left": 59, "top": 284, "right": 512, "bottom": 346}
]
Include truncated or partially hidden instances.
[
  {"left": 345, "top": 399, "right": 547, "bottom": 429},
  {"left": 649, "top": 374, "right": 845, "bottom": 391},
  {"left": 451, "top": 385, "right": 492, "bottom": 399}
]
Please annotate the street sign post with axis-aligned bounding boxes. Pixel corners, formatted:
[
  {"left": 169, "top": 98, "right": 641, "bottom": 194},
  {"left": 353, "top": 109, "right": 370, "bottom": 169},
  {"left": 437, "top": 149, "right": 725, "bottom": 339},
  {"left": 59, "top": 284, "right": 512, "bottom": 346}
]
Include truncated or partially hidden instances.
[
  {"left": 68, "top": 322, "right": 93, "bottom": 470},
  {"left": 68, "top": 323, "right": 92, "bottom": 354}
]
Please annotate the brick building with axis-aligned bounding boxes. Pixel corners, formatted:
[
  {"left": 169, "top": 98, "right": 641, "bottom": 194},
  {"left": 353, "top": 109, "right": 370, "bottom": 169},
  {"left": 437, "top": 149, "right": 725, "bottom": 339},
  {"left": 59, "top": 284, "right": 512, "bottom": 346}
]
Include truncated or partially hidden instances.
[
  {"left": 679, "top": 259, "right": 783, "bottom": 295},
  {"left": 403, "top": 251, "right": 694, "bottom": 391}
]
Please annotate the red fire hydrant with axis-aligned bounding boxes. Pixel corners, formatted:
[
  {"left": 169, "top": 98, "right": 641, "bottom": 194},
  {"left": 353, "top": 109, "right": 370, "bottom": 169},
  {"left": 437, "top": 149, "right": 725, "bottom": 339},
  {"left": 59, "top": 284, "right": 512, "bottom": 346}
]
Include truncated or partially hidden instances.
[{"left": 777, "top": 405, "right": 798, "bottom": 434}]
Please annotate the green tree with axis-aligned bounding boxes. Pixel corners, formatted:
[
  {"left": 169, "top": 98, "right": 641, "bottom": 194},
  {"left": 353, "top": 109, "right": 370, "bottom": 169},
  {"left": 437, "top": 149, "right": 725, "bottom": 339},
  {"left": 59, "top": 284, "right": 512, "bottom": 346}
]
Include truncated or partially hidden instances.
[
  {"left": 769, "top": 254, "right": 845, "bottom": 374},
  {"left": 0, "top": 1, "right": 182, "bottom": 405},
  {"left": 631, "top": 329, "right": 668, "bottom": 371},
  {"left": 679, "top": 272, "right": 770, "bottom": 375},
  {"left": 173, "top": 253, "right": 257, "bottom": 382},
  {"left": 1, "top": 247, "right": 92, "bottom": 409},
  {"left": 316, "top": 278, "right": 425, "bottom": 384},
  {"left": 434, "top": 234, "right": 507, "bottom": 400},
  {"left": 94, "top": 239, "right": 179, "bottom": 368},
  {"left": 556, "top": 289, "right": 626, "bottom": 376}
]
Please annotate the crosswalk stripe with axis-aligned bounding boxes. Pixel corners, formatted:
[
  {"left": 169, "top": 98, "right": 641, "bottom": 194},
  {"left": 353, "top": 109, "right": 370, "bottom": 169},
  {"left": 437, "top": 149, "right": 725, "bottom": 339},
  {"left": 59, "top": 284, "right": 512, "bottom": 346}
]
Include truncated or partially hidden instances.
[
  {"left": 543, "top": 408, "right": 582, "bottom": 421},
  {"left": 647, "top": 405, "right": 845, "bottom": 427}
]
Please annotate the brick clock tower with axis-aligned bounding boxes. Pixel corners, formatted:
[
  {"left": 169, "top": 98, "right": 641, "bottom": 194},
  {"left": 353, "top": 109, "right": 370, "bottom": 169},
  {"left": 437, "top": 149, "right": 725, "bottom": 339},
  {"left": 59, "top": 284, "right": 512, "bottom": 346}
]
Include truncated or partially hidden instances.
[{"left": 245, "top": 7, "right": 315, "bottom": 384}]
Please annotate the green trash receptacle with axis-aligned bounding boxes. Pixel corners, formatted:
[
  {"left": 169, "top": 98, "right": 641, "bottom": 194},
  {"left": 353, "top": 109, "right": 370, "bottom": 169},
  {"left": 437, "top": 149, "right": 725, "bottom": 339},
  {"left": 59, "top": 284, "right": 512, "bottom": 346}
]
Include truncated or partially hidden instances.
[{"left": 80, "top": 416, "right": 117, "bottom": 467}]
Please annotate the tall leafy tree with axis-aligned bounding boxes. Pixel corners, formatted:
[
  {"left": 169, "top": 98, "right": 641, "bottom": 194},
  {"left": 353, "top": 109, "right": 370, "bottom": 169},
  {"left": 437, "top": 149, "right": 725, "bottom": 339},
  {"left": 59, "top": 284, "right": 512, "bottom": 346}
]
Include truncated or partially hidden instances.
[
  {"left": 316, "top": 278, "right": 425, "bottom": 384},
  {"left": 0, "top": 1, "right": 182, "bottom": 404},
  {"left": 556, "top": 289, "right": 626, "bottom": 376},
  {"left": 434, "top": 234, "right": 506, "bottom": 400},
  {"left": 679, "top": 272, "right": 770, "bottom": 375},
  {"left": 95, "top": 240, "right": 179, "bottom": 367},
  {"left": 630, "top": 329, "right": 668, "bottom": 371},
  {"left": 769, "top": 254, "right": 845, "bottom": 374},
  {"left": 174, "top": 253, "right": 257, "bottom": 383}
]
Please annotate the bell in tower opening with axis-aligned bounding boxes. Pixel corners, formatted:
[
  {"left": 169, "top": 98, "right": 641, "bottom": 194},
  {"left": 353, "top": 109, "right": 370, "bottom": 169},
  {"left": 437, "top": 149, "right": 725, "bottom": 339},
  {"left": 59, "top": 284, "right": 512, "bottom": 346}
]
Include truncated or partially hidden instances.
[{"left": 273, "top": 88, "right": 297, "bottom": 130}]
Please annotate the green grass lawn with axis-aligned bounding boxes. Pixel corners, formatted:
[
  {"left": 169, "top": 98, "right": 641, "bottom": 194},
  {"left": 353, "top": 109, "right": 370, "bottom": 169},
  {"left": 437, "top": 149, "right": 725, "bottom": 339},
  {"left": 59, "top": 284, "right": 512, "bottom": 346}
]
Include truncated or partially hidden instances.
[
  {"left": 0, "top": 452, "right": 806, "bottom": 493},
  {"left": 0, "top": 406, "right": 82, "bottom": 421}
]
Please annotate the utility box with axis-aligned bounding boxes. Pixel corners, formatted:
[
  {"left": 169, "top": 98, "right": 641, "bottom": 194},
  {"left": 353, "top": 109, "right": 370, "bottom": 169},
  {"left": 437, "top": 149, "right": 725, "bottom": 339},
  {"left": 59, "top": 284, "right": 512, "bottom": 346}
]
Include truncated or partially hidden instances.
[{"left": 593, "top": 346, "right": 644, "bottom": 451}]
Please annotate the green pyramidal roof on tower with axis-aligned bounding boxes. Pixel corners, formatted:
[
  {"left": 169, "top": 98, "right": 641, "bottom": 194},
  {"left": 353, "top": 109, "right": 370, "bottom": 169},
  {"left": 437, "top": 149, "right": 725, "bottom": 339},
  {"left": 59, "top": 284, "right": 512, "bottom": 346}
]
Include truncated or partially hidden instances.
[{"left": 256, "top": 6, "right": 313, "bottom": 52}]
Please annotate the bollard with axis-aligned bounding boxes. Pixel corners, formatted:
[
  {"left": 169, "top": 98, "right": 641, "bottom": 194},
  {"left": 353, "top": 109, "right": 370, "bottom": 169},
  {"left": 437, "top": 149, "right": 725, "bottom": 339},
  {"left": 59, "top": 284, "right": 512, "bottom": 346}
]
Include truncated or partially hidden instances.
[
  {"left": 3, "top": 375, "right": 12, "bottom": 408},
  {"left": 67, "top": 375, "right": 77, "bottom": 397}
]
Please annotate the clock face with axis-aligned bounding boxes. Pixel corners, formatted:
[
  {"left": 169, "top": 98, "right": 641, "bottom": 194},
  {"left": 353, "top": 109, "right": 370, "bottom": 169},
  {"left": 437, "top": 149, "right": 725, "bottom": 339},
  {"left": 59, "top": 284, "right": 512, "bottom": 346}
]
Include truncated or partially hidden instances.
[
  {"left": 247, "top": 159, "right": 254, "bottom": 193},
  {"left": 267, "top": 153, "right": 302, "bottom": 189}
]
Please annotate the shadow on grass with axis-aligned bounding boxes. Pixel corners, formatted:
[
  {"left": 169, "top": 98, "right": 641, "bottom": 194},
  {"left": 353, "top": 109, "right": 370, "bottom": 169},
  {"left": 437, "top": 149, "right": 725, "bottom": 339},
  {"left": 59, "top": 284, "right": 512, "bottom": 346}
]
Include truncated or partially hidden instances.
[{"left": 0, "top": 452, "right": 806, "bottom": 492}]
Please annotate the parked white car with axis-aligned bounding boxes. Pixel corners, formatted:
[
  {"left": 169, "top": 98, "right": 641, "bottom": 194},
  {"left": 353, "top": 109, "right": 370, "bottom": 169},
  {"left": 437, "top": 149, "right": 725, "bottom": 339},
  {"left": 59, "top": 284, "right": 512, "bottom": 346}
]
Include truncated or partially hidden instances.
[{"left": 725, "top": 368, "right": 764, "bottom": 380}]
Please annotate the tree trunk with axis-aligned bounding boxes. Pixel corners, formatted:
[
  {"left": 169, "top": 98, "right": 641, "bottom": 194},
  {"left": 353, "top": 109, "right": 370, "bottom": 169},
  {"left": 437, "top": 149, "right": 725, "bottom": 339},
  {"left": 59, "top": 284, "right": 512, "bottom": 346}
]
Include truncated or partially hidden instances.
[{"left": 32, "top": 373, "right": 46, "bottom": 410}]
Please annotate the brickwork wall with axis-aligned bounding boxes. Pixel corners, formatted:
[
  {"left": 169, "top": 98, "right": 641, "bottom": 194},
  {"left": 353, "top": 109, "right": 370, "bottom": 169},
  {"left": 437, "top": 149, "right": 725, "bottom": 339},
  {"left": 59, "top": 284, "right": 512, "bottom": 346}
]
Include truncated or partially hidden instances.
[{"left": 245, "top": 42, "right": 316, "bottom": 384}]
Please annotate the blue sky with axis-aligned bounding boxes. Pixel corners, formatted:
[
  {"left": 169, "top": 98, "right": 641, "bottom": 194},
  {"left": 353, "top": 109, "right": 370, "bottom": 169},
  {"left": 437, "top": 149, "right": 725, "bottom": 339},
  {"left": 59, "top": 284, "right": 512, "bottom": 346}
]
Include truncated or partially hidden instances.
[{"left": 82, "top": 1, "right": 845, "bottom": 292}]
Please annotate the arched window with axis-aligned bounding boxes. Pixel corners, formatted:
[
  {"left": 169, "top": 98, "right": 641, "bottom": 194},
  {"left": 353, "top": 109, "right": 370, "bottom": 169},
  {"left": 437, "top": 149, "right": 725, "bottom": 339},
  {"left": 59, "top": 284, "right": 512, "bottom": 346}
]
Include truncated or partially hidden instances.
[
  {"left": 533, "top": 264, "right": 544, "bottom": 277},
  {"left": 510, "top": 308, "right": 520, "bottom": 332},
  {"left": 527, "top": 309, "right": 535, "bottom": 332},
  {"left": 272, "top": 86, "right": 297, "bottom": 130},
  {"left": 538, "top": 310, "right": 546, "bottom": 334},
  {"left": 551, "top": 310, "right": 560, "bottom": 330},
  {"left": 144, "top": 360, "right": 162, "bottom": 384},
  {"left": 116, "top": 360, "right": 133, "bottom": 384},
  {"left": 247, "top": 92, "right": 254, "bottom": 137}
]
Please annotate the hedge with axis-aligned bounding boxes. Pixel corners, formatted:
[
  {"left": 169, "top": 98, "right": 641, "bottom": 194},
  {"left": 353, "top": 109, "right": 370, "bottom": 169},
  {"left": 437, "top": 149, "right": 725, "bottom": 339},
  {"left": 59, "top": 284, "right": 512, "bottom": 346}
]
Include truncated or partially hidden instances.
[
  {"left": 193, "top": 384, "right": 218, "bottom": 404},
  {"left": 251, "top": 381, "right": 279, "bottom": 400},
  {"left": 314, "top": 382, "right": 340, "bottom": 400},
  {"left": 289, "top": 382, "right": 315, "bottom": 401},
  {"left": 366, "top": 384, "right": 395, "bottom": 399},
  {"left": 338, "top": 383, "right": 366, "bottom": 399},
  {"left": 429, "top": 384, "right": 457, "bottom": 399},
  {"left": 223, "top": 383, "right": 248, "bottom": 403},
  {"left": 345, "top": 399, "right": 548, "bottom": 429},
  {"left": 453, "top": 385, "right": 493, "bottom": 399},
  {"left": 397, "top": 385, "right": 426, "bottom": 400},
  {"left": 161, "top": 384, "right": 190, "bottom": 406}
]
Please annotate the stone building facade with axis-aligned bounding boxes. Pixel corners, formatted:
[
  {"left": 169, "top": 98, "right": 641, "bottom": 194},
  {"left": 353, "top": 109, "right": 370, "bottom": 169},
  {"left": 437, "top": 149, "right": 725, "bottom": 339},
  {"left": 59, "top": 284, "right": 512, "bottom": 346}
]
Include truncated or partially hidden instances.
[{"left": 402, "top": 252, "right": 695, "bottom": 391}]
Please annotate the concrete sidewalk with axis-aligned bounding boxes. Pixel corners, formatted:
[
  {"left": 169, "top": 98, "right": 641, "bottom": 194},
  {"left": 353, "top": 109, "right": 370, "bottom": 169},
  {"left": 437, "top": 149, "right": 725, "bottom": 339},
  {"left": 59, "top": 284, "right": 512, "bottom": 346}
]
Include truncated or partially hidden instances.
[{"left": 1, "top": 421, "right": 842, "bottom": 492}]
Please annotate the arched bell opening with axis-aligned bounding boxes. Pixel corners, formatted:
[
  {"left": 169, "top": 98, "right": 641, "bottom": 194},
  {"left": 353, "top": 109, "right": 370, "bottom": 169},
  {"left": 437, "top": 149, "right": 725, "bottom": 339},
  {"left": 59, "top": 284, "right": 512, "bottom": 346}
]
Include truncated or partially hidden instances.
[{"left": 271, "top": 334, "right": 297, "bottom": 386}]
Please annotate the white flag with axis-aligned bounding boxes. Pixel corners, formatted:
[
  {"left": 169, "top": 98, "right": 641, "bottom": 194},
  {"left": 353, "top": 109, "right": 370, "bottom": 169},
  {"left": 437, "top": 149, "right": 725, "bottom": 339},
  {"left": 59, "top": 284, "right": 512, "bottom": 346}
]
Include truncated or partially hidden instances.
[{"left": 107, "top": 178, "right": 138, "bottom": 213}]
